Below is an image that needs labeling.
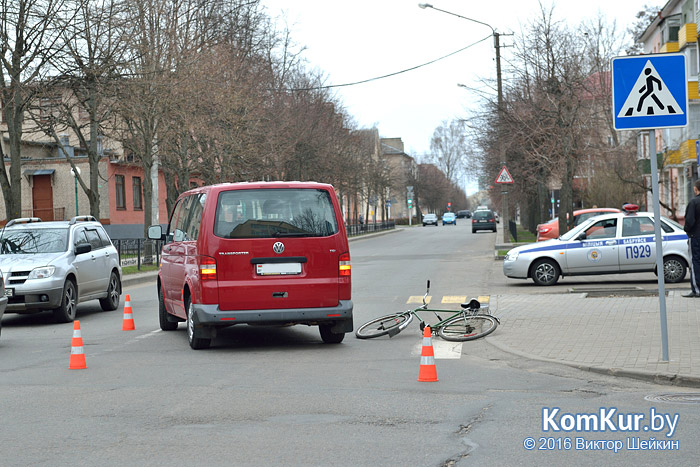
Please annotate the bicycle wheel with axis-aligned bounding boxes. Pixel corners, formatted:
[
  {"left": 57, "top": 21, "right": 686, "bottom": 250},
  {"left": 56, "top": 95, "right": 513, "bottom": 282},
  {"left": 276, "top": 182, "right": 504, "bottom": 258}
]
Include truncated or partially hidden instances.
[
  {"left": 355, "top": 312, "right": 413, "bottom": 339},
  {"left": 438, "top": 314, "right": 498, "bottom": 341}
]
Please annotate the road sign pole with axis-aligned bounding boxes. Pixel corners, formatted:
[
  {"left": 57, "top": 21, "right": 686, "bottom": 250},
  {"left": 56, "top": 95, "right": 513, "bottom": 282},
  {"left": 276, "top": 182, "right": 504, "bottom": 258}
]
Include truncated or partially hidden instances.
[{"left": 649, "top": 129, "right": 669, "bottom": 362}]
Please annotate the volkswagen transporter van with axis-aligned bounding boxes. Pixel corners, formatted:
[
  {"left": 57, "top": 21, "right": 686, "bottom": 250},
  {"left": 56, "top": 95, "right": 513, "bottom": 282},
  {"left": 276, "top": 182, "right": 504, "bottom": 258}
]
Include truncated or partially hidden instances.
[{"left": 148, "top": 182, "right": 353, "bottom": 349}]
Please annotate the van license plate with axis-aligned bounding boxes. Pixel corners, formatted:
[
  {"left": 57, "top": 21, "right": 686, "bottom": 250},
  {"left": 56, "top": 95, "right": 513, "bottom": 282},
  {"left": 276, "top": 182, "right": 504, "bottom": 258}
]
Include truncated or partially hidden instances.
[{"left": 256, "top": 263, "right": 302, "bottom": 275}]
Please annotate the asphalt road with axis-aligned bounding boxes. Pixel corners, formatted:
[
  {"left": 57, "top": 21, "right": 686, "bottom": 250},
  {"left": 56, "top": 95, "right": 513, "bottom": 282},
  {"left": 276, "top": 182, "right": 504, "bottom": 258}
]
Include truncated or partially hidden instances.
[{"left": 2, "top": 222, "right": 698, "bottom": 466}]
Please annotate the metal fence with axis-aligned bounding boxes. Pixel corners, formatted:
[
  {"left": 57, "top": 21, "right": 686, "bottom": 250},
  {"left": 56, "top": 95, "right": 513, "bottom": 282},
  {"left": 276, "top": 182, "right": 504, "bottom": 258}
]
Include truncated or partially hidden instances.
[
  {"left": 112, "top": 238, "right": 162, "bottom": 270},
  {"left": 346, "top": 221, "right": 395, "bottom": 237}
]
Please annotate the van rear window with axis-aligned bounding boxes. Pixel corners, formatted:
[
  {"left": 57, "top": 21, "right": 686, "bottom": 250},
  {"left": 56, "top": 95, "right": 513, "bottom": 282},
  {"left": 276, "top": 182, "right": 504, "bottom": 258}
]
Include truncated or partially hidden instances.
[{"left": 214, "top": 189, "right": 339, "bottom": 238}]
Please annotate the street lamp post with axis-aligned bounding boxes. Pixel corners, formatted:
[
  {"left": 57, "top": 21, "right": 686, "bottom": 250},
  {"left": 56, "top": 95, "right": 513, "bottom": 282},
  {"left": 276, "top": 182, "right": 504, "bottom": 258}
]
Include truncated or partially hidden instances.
[
  {"left": 70, "top": 166, "right": 81, "bottom": 216},
  {"left": 418, "top": 3, "right": 509, "bottom": 242}
]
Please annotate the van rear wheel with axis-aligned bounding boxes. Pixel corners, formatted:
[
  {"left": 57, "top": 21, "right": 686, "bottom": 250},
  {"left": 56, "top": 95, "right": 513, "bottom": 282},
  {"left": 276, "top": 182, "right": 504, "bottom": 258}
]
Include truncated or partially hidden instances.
[
  {"left": 159, "top": 286, "right": 178, "bottom": 331},
  {"left": 319, "top": 324, "right": 345, "bottom": 344},
  {"left": 186, "top": 299, "right": 211, "bottom": 349}
]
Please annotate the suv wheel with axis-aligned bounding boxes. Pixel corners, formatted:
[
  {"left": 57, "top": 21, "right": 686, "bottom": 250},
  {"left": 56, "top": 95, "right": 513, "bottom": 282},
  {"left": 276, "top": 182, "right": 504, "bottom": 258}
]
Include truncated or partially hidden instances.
[
  {"left": 319, "top": 323, "right": 345, "bottom": 344},
  {"left": 186, "top": 298, "right": 211, "bottom": 349},
  {"left": 53, "top": 279, "right": 77, "bottom": 323},
  {"left": 99, "top": 271, "right": 121, "bottom": 311}
]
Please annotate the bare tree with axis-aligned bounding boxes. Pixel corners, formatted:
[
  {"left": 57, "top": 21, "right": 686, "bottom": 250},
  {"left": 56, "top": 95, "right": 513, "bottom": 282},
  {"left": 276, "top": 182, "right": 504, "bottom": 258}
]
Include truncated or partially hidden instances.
[
  {"left": 429, "top": 119, "right": 467, "bottom": 184},
  {"left": 25, "top": 0, "right": 132, "bottom": 219},
  {"left": 0, "top": 0, "right": 72, "bottom": 219}
]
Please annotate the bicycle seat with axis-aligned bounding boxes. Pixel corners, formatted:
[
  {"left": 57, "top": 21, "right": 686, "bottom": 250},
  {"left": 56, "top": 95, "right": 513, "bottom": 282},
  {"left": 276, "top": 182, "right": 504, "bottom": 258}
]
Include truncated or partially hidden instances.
[{"left": 460, "top": 298, "right": 480, "bottom": 310}]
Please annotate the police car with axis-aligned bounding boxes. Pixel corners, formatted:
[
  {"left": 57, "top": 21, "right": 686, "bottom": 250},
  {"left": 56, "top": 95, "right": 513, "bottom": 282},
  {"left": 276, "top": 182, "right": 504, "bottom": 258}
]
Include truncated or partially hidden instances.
[{"left": 503, "top": 205, "right": 689, "bottom": 286}]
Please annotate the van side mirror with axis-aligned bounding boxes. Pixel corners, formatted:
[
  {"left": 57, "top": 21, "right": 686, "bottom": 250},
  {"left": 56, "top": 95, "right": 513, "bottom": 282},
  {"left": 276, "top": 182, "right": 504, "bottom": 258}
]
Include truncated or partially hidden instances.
[
  {"left": 148, "top": 225, "right": 164, "bottom": 240},
  {"left": 75, "top": 243, "right": 92, "bottom": 255}
]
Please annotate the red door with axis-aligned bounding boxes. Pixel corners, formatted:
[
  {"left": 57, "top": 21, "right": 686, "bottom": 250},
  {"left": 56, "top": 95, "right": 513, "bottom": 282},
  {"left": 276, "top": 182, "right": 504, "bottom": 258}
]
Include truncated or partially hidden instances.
[{"left": 32, "top": 175, "right": 54, "bottom": 220}]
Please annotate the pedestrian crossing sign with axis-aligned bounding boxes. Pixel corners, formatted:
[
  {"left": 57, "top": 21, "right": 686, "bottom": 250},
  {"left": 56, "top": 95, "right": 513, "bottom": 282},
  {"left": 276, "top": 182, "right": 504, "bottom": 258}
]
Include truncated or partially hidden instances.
[
  {"left": 495, "top": 166, "right": 513, "bottom": 184},
  {"left": 612, "top": 53, "right": 687, "bottom": 130}
]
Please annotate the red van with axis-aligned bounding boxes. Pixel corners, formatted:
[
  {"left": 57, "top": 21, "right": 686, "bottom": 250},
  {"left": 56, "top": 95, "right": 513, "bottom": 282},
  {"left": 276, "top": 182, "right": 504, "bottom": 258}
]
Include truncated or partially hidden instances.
[{"left": 148, "top": 182, "right": 353, "bottom": 349}]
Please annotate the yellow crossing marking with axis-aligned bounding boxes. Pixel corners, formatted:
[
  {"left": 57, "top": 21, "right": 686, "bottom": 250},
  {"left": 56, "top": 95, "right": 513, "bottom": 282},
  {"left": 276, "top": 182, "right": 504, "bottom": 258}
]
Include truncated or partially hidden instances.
[
  {"left": 408, "top": 295, "right": 431, "bottom": 304},
  {"left": 441, "top": 296, "right": 466, "bottom": 303},
  {"left": 406, "top": 295, "right": 491, "bottom": 306}
]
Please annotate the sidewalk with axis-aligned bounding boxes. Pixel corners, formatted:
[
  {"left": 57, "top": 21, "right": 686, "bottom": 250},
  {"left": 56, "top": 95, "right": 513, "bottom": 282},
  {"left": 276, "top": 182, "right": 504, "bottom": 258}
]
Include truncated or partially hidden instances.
[{"left": 486, "top": 291, "right": 700, "bottom": 387}]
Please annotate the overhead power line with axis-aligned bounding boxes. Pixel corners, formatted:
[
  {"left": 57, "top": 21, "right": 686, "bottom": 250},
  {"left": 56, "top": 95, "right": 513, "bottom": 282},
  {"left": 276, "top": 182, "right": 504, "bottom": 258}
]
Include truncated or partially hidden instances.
[{"left": 290, "top": 35, "right": 492, "bottom": 91}]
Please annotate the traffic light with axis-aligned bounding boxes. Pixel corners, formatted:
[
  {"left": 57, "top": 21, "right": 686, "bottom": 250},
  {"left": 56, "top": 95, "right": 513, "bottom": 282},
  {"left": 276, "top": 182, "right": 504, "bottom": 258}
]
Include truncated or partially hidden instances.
[
  {"left": 447, "top": 202, "right": 451, "bottom": 211},
  {"left": 408, "top": 198, "right": 413, "bottom": 206}
]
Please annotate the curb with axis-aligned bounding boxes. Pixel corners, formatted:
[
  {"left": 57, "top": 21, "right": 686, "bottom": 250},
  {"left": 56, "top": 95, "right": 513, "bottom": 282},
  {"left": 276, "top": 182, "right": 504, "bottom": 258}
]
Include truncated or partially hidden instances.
[
  {"left": 122, "top": 272, "right": 157, "bottom": 289},
  {"left": 485, "top": 335, "right": 700, "bottom": 389},
  {"left": 349, "top": 228, "right": 401, "bottom": 242}
]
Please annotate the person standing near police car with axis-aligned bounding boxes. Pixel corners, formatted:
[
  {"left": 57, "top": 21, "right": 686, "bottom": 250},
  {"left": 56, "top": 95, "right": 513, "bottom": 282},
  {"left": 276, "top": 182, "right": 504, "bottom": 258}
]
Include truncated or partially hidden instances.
[{"left": 683, "top": 179, "right": 700, "bottom": 297}]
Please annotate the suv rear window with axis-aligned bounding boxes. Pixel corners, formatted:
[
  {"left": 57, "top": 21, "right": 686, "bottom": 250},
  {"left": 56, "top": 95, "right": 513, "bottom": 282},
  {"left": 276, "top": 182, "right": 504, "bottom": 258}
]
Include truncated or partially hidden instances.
[{"left": 214, "top": 189, "right": 339, "bottom": 238}]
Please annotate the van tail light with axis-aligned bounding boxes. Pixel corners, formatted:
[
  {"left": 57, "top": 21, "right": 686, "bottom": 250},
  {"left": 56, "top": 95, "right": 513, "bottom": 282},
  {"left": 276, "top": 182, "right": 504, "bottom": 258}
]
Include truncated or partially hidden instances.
[
  {"left": 339, "top": 252, "right": 351, "bottom": 276},
  {"left": 199, "top": 256, "right": 217, "bottom": 280}
]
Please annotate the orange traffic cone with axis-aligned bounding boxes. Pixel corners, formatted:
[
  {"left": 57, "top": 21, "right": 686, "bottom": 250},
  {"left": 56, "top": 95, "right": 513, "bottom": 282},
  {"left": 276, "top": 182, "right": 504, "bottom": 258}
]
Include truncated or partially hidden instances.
[
  {"left": 69, "top": 320, "right": 87, "bottom": 370},
  {"left": 122, "top": 294, "right": 135, "bottom": 331},
  {"left": 418, "top": 325, "right": 438, "bottom": 382}
]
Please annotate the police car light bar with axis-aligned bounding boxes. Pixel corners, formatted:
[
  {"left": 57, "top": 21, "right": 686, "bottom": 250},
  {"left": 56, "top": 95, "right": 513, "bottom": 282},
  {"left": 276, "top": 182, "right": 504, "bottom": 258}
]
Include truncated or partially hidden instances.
[{"left": 622, "top": 203, "right": 639, "bottom": 213}]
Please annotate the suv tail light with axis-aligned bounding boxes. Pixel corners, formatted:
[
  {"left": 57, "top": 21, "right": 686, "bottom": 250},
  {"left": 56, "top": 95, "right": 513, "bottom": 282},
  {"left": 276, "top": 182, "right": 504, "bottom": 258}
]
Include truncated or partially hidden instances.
[
  {"left": 199, "top": 256, "right": 217, "bottom": 280},
  {"left": 339, "top": 252, "right": 351, "bottom": 276}
]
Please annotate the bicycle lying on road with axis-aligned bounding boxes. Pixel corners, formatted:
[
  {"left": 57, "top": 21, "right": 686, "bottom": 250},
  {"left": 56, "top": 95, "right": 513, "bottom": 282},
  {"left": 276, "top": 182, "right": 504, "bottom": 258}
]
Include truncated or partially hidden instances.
[{"left": 355, "top": 280, "right": 499, "bottom": 341}]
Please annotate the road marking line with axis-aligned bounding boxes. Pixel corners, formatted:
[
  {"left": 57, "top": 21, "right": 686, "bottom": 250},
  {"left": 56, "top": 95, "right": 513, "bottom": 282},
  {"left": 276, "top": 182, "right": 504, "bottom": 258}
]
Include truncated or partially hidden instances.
[
  {"left": 408, "top": 295, "right": 431, "bottom": 304},
  {"left": 135, "top": 330, "right": 162, "bottom": 339},
  {"left": 442, "top": 295, "right": 466, "bottom": 303},
  {"left": 413, "top": 339, "right": 462, "bottom": 359}
]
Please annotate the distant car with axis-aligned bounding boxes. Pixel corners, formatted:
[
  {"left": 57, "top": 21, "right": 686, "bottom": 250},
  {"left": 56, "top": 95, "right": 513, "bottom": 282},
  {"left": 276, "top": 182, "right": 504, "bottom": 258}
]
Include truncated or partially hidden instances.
[
  {"left": 0, "top": 216, "right": 122, "bottom": 323},
  {"left": 423, "top": 213, "right": 438, "bottom": 226},
  {"left": 536, "top": 208, "right": 621, "bottom": 241},
  {"left": 457, "top": 210, "right": 471, "bottom": 219},
  {"left": 472, "top": 210, "right": 497, "bottom": 233},
  {"left": 504, "top": 205, "right": 689, "bottom": 285},
  {"left": 442, "top": 212, "right": 457, "bottom": 225}
]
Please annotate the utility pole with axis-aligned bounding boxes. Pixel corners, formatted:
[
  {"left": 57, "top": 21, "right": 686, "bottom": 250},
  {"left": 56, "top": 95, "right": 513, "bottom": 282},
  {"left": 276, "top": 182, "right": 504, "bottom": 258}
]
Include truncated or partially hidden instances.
[
  {"left": 493, "top": 31, "right": 513, "bottom": 242},
  {"left": 495, "top": 31, "right": 509, "bottom": 243}
]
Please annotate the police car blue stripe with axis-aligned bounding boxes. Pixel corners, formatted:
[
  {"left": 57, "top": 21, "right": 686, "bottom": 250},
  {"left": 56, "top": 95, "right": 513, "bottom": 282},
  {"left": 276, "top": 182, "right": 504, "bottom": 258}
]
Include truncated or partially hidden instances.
[{"left": 520, "top": 233, "right": 688, "bottom": 255}]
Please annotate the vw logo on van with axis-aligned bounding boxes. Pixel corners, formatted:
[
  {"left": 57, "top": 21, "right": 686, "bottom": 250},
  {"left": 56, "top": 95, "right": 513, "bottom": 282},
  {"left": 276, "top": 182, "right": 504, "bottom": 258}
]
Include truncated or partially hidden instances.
[{"left": 272, "top": 242, "right": 285, "bottom": 254}]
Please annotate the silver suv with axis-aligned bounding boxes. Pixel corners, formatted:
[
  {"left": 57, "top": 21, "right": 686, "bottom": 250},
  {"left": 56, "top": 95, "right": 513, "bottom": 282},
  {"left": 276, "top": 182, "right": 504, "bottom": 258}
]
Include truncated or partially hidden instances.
[{"left": 0, "top": 216, "right": 122, "bottom": 322}]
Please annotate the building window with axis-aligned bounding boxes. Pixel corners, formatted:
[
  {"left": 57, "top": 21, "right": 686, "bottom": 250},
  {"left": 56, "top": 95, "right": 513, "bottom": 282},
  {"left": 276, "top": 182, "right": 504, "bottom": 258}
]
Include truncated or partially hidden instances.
[
  {"left": 115, "top": 175, "right": 125, "bottom": 210},
  {"left": 132, "top": 176, "right": 142, "bottom": 210},
  {"left": 78, "top": 105, "right": 89, "bottom": 121}
]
